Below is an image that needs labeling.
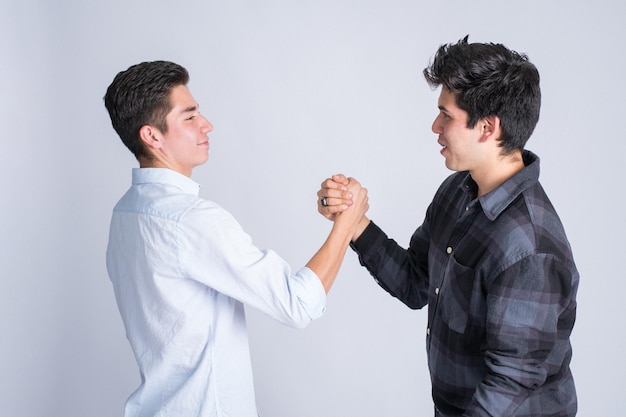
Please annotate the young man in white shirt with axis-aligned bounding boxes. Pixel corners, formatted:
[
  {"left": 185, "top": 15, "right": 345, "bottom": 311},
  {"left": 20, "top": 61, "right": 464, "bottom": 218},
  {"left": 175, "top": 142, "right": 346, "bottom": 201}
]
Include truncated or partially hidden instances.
[{"left": 103, "top": 60, "right": 368, "bottom": 417}]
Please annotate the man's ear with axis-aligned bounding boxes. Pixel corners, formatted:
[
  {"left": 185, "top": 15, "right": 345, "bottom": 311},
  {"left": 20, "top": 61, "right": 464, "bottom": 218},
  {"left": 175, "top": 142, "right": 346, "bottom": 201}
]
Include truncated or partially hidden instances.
[
  {"left": 139, "top": 125, "right": 163, "bottom": 150},
  {"left": 479, "top": 115, "right": 501, "bottom": 143}
]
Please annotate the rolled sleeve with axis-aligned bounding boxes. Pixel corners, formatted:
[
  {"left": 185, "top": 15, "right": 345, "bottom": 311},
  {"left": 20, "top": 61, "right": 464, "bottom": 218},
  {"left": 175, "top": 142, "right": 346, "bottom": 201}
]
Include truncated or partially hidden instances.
[{"left": 291, "top": 266, "right": 327, "bottom": 321}]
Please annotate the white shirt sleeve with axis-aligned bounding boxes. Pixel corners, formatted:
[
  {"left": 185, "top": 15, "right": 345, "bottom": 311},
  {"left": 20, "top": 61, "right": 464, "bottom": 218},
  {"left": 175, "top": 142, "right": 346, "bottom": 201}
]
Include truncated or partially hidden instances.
[{"left": 178, "top": 199, "right": 326, "bottom": 327}]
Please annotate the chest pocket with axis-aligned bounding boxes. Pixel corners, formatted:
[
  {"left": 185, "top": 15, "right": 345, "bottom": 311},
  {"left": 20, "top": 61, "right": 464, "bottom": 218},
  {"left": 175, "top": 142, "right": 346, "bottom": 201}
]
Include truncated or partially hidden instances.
[{"left": 439, "top": 256, "right": 475, "bottom": 334}]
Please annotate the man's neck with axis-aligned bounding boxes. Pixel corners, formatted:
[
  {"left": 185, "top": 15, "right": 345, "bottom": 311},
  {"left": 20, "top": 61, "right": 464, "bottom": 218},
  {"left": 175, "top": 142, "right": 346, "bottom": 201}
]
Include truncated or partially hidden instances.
[{"left": 471, "top": 150, "right": 525, "bottom": 197}]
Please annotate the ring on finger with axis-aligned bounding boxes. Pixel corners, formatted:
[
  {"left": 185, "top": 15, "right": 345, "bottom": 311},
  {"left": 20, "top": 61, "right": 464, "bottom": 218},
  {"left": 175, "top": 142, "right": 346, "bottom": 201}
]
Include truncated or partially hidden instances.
[{"left": 321, "top": 197, "right": 328, "bottom": 207}]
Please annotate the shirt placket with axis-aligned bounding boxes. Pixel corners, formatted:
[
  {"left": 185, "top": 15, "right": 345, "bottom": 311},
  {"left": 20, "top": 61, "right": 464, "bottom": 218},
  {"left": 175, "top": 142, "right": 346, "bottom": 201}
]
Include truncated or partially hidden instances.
[{"left": 427, "top": 195, "right": 478, "bottom": 342}]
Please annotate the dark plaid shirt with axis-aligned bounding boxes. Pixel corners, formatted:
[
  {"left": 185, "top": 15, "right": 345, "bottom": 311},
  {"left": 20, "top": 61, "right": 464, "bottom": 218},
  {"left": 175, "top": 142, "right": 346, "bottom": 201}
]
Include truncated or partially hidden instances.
[{"left": 352, "top": 151, "right": 578, "bottom": 417}]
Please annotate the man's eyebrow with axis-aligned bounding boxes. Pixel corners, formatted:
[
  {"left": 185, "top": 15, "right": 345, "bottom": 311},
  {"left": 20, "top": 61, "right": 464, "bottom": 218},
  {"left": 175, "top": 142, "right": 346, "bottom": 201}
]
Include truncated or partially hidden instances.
[{"left": 180, "top": 105, "right": 198, "bottom": 114}]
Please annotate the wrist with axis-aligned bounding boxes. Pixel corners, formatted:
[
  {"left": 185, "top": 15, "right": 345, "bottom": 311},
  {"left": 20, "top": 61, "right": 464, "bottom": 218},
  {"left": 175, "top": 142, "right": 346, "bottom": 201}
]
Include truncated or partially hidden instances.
[{"left": 352, "top": 216, "right": 370, "bottom": 242}]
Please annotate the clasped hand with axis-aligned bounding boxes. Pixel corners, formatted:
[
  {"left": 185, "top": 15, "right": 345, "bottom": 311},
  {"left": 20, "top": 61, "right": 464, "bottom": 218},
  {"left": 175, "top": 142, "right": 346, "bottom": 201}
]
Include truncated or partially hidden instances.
[{"left": 317, "top": 174, "right": 370, "bottom": 240}]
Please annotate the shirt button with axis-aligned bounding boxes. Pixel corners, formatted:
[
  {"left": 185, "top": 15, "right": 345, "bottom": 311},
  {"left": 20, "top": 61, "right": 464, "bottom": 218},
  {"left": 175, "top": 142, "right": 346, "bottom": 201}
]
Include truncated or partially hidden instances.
[
  {"left": 465, "top": 206, "right": 469, "bottom": 211},
  {"left": 427, "top": 327, "right": 430, "bottom": 335},
  {"left": 446, "top": 246, "right": 452, "bottom": 254},
  {"left": 435, "top": 287, "right": 440, "bottom": 295}
]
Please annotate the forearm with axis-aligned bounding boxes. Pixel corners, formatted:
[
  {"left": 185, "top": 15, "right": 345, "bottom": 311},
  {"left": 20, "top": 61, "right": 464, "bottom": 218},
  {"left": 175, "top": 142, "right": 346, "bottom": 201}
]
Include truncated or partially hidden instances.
[
  {"left": 351, "top": 221, "right": 430, "bottom": 309},
  {"left": 306, "top": 221, "right": 355, "bottom": 293}
]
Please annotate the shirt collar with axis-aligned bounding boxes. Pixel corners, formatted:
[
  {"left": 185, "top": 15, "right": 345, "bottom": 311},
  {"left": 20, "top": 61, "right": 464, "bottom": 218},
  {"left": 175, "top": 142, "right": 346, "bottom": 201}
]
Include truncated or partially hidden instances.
[
  {"left": 132, "top": 168, "right": 201, "bottom": 196},
  {"left": 461, "top": 150, "right": 540, "bottom": 221}
]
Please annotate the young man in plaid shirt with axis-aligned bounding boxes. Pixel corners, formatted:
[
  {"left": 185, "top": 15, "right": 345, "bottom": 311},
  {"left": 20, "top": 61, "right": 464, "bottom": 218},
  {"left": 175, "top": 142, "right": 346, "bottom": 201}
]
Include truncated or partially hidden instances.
[{"left": 318, "top": 37, "right": 578, "bottom": 417}]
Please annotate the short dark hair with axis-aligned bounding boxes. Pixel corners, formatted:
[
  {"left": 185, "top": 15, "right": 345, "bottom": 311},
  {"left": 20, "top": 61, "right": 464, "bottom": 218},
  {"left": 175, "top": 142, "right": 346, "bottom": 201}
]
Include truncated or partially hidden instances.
[
  {"left": 104, "top": 61, "right": 189, "bottom": 160},
  {"left": 423, "top": 36, "right": 541, "bottom": 154}
]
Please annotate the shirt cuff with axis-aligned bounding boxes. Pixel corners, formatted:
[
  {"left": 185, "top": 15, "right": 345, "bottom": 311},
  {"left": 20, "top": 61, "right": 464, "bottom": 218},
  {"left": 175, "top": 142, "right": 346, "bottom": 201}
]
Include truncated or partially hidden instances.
[{"left": 350, "top": 220, "right": 384, "bottom": 254}]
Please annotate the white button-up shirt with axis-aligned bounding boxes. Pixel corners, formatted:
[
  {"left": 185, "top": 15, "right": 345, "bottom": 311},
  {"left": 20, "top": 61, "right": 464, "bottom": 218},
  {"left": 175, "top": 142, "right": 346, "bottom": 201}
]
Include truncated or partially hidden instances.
[{"left": 106, "top": 168, "right": 326, "bottom": 417}]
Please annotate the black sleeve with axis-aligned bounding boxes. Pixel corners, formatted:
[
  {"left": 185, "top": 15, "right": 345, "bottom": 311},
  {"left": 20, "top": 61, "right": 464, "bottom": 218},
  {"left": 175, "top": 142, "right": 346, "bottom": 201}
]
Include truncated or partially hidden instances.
[{"left": 351, "top": 220, "right": 430, "bottom": 310}]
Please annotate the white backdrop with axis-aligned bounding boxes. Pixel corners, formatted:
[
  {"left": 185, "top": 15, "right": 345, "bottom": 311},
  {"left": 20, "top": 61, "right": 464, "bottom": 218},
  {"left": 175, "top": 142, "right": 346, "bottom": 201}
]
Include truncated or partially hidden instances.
[{"left": 1, "top": 1, "right": 624, "bottom": 416}]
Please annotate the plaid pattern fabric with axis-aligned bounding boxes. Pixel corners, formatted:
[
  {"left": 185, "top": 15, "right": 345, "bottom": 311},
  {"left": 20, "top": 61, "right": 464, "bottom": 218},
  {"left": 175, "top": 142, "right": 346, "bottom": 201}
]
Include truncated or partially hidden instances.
[{"left": 352, "top": 151, "right": 578, "bottom": 417}]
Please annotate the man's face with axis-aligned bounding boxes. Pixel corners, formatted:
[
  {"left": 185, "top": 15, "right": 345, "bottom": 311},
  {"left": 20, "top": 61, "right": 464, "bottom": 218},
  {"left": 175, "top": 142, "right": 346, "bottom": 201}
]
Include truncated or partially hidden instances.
[
  {"left": 431, "top": 87, "right": 485, "bottom": 172},
  {"left": 156, "top": 85, "right": 213, "bottom": 176}
]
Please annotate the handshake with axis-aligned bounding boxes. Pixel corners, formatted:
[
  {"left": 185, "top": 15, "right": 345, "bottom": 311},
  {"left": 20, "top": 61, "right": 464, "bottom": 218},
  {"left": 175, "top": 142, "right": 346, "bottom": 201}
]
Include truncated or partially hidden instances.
[{"left": 316, "top": 173, "right": 371, "bottom": 242}]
